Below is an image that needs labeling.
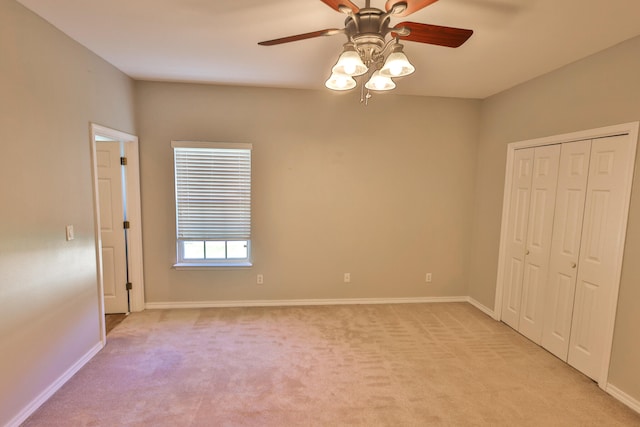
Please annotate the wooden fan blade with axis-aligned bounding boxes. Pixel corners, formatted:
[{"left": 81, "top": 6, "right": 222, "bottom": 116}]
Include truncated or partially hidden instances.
[
  {"left": 321, "top": 0, "right": 359, "bottom": 14},
  {"left": 386, "top": 0, "right": 439, "bottom": 17},
  {"left": 392, "top": 22, "right": 473, "bottom": 47},
  {"left": 258, "top": 29, "right": 342, "bottom": 46}
]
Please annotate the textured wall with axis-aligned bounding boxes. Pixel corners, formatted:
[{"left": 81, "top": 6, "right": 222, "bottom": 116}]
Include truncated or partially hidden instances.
[
  {"left": 135, "top": 82, "right": 480, "bottom": 304},
  {"left": 0, "top": 0, "right": 136, "bottom": 424},
  {"left": 469, "top": 35, "right": 640, "bottom": 402}
]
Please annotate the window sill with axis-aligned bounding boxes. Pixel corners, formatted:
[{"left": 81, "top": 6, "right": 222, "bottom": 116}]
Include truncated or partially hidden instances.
[{"left": 173, "top": 262, "right": 253, "bottom": 270}]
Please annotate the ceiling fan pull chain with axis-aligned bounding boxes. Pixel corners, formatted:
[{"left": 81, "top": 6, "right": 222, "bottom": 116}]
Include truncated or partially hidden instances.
[{"left": 360, "top": 80, "right": 372, "bottom": 105}]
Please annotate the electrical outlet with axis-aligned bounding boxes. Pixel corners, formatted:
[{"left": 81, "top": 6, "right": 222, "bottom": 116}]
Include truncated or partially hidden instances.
[
  {"left": 257, "top": 274, "right": 264, "bottom": 285},
  {"left": 426, "top": 273, "right": 432, "bottom": 283},
  {"left": 344, "top": 273, "right": 351, "bottom": 283}
]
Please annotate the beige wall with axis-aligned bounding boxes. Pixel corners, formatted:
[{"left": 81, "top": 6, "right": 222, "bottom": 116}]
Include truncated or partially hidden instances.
[
  {"left": 135, "top": 82, "right": 480, "bottom": 303},
  {"left": 469, "top": 35, "right": 640, "bottom": 401},
  {"left": 0, "top": 0, "right": 136, "bottom": 424}
]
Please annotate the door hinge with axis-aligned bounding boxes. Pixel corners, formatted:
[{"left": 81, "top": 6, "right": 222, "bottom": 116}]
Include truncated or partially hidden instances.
[
  {"left": 120, "top": 156, "right": 127, "bottom": 166},
  {"left": 123, "top": 221, "right": 130, "bottom": 229},
  {"left": 126, "top": 282, "right": 132, "bottom": 290}
]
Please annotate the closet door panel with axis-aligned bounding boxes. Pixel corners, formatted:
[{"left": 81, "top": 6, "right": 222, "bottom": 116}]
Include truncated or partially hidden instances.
[
  {"left": 501, "top": 148, "right": 534, "bottom": 329},
  {"left": 518, "top": 144, "right": 561, "bottom": 344},
  {"left": 568, "top": 134, "right": 634, "bottom": 381},
  {"left": 541, "top": 140, "right": 591, "bottom": 360}
]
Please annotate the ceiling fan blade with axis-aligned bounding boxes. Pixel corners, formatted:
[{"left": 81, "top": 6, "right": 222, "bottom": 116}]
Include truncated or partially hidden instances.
[
  {"left": 258, "top": 29, "right": 343, "bottom": 46},
  {"left": 392, "top": 22, "right": 473, "bottom": 47},
  {"left": 321, "top": 0, "right": 359, "bottom": 14},
  {"left": 386, "top": 0, "right": 439, "bottom": 17}
]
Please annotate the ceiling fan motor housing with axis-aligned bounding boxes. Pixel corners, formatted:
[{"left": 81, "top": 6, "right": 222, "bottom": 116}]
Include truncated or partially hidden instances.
[{"left": 345, "top": 9, "right": 390, "bottom": 65}]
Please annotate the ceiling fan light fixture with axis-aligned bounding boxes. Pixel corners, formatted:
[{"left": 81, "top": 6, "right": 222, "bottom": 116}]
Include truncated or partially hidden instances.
[
  {"left": 331, "top": 43, "right": 368, "bottom": 76},
  {"left": 364, "top": 71, "right": 396, "bottom": 91},
  {"left": 258, "top": 0, "right": 474, "bottom": 103},
  {"left": 380, "top": 44, "right": 415, "bottom": 77},
  {"left": 325, "top": 72, "right": 357, "bottom": 91}
]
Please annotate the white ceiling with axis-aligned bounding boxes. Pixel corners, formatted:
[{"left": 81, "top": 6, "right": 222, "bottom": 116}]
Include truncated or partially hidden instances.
[{"left": 16, "top": 0, "right": 640, "bottom": 99}]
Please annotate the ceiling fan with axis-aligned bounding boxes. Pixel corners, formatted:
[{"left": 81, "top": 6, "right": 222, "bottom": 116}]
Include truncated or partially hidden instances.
[{"left": 258, "top": 0, "right": 473, "bottom": 98}]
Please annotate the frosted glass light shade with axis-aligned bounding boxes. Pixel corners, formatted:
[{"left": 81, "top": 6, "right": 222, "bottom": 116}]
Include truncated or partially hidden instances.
[
  {"left": 325, "top": 72, "right": 357, "bottom": 91},
  {"left": 364, "top": 71, "right": 396, "bottom": 91},
  {"left": 331, "top": 48, "right": 367, "bottom": 76},
  {"left": 379, "top": 51, "right": 415, "bottom": 77}
]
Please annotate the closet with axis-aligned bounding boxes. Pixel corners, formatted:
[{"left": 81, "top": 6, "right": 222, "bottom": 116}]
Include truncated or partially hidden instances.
[{"left": 499, "top": 131, "right": 636, "bottom": 382}]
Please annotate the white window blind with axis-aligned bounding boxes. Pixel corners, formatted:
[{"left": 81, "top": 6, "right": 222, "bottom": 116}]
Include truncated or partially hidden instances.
[{"left": 172, "top": 142, "right": 252, "bottom": 242}]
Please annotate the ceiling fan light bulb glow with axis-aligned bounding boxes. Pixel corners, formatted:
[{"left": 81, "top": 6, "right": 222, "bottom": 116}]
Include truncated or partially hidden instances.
[
  {"left": 325, "top": 73, "right": 356, "bottom": 91},
  {"left": 344, "top": 62, "right": 357, "bottom": 75},
  {"left": 364, "top": 71, "right": 396, "bottom": 91},
  {"left": 332, "top": 49, "right": 367, "bottom": 76},
  {"left": 380, "top": 52, "right": 415, "bottom": 77}
]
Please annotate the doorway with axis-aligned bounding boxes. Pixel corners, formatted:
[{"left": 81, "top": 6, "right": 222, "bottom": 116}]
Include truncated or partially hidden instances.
[
  {"left": 90, "top": 124, "right": 145, "bottom": 343},
  {"left": 96, "top": 139, "right": 129, "bottom": 313}
]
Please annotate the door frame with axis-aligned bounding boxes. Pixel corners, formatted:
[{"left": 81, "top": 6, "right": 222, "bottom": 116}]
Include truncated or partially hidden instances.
[
  {"left": 90, "top": 123, "right": 145, "bottom": 344},
  {"left": 494, "top": 121, "right": 639, "bottom": 389}
]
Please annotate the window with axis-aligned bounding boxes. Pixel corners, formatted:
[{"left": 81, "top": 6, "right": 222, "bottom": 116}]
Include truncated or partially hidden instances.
[{"left": 172, "top": 141, "right": 252, "bottom": 267}]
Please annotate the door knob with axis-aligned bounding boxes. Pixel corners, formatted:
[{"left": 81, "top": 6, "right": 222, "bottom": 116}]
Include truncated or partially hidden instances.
[
  {"left": 525, "top": 250, "right": 530, "bottom": 255},
  {"left": 571, "top": 262, "right": 577, "bottom": 269}
]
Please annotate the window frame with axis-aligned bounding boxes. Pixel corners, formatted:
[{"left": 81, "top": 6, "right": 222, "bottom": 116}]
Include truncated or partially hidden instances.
[{"left": 172, "top": 141, "right": 253, "bottom": 268}]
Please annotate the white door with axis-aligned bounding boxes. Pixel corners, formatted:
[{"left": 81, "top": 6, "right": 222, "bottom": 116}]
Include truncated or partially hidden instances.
[
  {"left": 501, "top": 148, "right": 534, "bottom": 330},
  {"left": 518, "top": 145, "right": 561, "bottom": 344},
  {"left": 568, "top": 134, "right": 635, "bottom": 380},
  {"left": 541, "top": 140, "right": 591, "bottom": 359},
  {"left": 96, "top": 142, "right": 129, "bottom": 313}
]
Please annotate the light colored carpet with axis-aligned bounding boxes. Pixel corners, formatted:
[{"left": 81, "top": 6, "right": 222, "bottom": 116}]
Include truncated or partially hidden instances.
[{"left": 23, "top": 303, "right": 640, "bottom": 426}]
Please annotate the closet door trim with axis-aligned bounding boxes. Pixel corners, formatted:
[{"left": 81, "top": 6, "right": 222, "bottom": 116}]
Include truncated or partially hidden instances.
[{"left": 493, "top": 121, "right": 639, "bottom": 390}]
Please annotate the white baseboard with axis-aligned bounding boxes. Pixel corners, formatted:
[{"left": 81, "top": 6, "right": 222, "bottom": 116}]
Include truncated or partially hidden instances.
[
  {"left": 7, "top": 342, "right": 103, "bottom": 427},
  {"left": 145, "top": 296, "right": 469, "bottom": 310},
  {"left": 467, "top": 296, "right": 496, "bottom": 319},
  {"left": 606, "top": 383, "right": 640, "bottom": 414}
]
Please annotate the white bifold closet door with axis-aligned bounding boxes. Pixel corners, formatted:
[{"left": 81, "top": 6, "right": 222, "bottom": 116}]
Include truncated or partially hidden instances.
[
  {"left": 502, "top": 133, "right": 635, "bottom": 382},
  {"left": 501, "top": 148, "right": 534, "bottom": 330},
  {"left": 541, "top": 140, "right": 591, "bottom": 360},
  {"left": 501, "top": 144, "right": 560, "bottom": 344},
  {"left": 567, "top": 135, "right": 634, "bottom": 380}
]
